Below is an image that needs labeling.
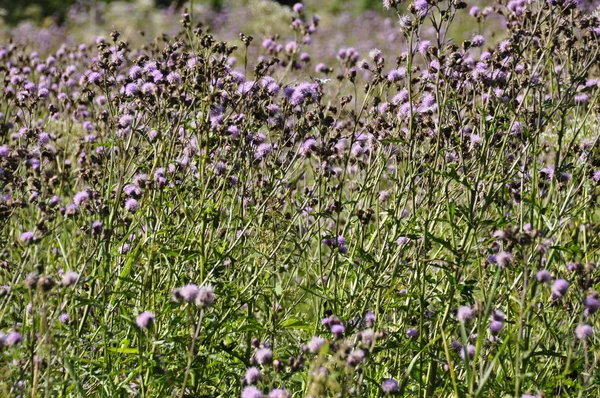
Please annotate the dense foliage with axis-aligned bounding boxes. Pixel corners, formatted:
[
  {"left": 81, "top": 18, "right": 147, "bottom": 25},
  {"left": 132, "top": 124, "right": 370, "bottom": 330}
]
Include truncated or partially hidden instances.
[{"left": 1, "top": 0, "right": 600, "bottom": 397}]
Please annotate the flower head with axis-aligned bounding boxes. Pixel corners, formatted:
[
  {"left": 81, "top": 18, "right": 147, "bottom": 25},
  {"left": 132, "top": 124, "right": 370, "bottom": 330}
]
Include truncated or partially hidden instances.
[{"left": 136, "top": 311, "right": 155, "bottom": 329}]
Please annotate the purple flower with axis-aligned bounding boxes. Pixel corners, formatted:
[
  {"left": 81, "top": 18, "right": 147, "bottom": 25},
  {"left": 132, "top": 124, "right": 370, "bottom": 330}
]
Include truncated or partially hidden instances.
[
  {"left": 241, "top": 386, "right": 263, "bottom": 398},
  {"left": 136, "top": 311, "right": 155, "bottom": 329},
  {"left": 347, "top": 349, "right": 365, "bottom": 366},
  {"left": 536, "top": 269, "right": 552, "bottom": 283},
  {"left": 292, "top": 3, "right": 303, "bottom": 13},
  {"left": 306, "top": 336, "right": 327, "bottom": 353},
  {"left": 584, "top": 296, "right": 600, "bottom": 315},
  {"left": 196, "top": 284, "right": 216, "bottom": 307},
  {"left": 315, "top": 63, "right": 328, "bottom": 73},
  {"left": 460, "top": 344, "right": 476, "bottom": 359},
  {"left": 20, "top": 231, "right": 35, "bottom": 243},
  {"left": 575, "top": 324, "right": 593, "bottom": 340},
  {"left": 471, "top": 35, "right": 486, "bottom": 47},
  {"left": 406, "top": 328, "right": 419, "bottom": 338},
  {"left": 180, "top": 284, "right": 199, "bottom": 302},
  {"left": 5, "top": 331, "right": 22, "bottom": 346},
  {"left": 414, "top": 0, "right": 429, "bottom": 16},
  {"left": 268, "top": 389, "right": 290, "bottom": 398},
  {"left": 124, "top": 82, "right": 139, "bottom": 97},
  {"left": 495, "top": 251, "right": 513, "bottom": 268},
  {"left": 255, "top": 347, "right": 273, "bottom": 365},
  {"left": 552, "top": 279, "right": 570, "bottom": 298},
  {"left": 61, "top": 271, "right": 79, "bottom": 287},
  {"left": 381, "top": 378, "right": 399, "bottom": 394},
  {"left": 244, "top": 367, "right": 261, "bottom": 385},
  {"left": 73, "top": 190, "right": 90, "bottom": 206},
  {"left": 387, "top": 67, "right": 406, "bottom": 82},
  {"left": 59, "top": 313, "right": 69, "bottom": 324},
  {"left": 331, "top": 324, "right": 345, "bottom": 338},
  {"left": 457, "top": 306, "right": 473, "bottom": 323},
  {"left": 489, "top": 320, "right": 504, "bottom": 335},
  {"left": 125, "top": 198, "right": 139, "bottom": 212}
]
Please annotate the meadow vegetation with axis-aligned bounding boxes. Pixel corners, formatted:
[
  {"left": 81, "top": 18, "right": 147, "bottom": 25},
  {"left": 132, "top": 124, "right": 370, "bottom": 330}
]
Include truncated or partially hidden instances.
[{"left": 1, "top": 0, "right": 600, "bottom": 396}]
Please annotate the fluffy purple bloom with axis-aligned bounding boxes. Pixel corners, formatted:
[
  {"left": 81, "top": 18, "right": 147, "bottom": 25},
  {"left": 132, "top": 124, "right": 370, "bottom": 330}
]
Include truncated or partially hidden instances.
[
  {"left": 381, "top": 378, "right": 399, "bottom": 394},
  {"left": 255, "top": 347, "right": 273, "bottom": 365},
  {"left": 124, "top": 82, "right": 138, "bottom": 97},
  {"left": 406, "top": 328, "right": 419, "bottom": 338},
  {"left": 584, "top": 296, "right": 600, "bottom": 315},
  {"left": 241, "top": 386, "right": 263, "bottom": 398},
  {"left": 306, "top": 336, "right": 327, "bottom": 353},
  {"left": 575, "top": 324, "right": 593, "bottom": 340},
  {"left": 552, "top": 279, "right": 570, "bottom": 298},
  {"left": 471, "top": 35, "right": 486, "bottom": 47},
  {"left": 489, "top": 320, "right": 504, "bottom": 335},
  {"left": 136, "top": 311, "right": 155, "bottom": 329},
  {"left": 61, "top": 271, "right": 79, "bottom": 287},
  {"left": 180, "top": 284, "right": 199, "bottom": 302},
  {"left": 414, "top": 0, "right": 429, "bottom": 16},
  {"left": 457, "top": 306, "right": 473, "bottom": 323},
  {"left": 73, "top": 190, "right": 90, "bottom": 206},
  {"left": 387, "top": 67, "right": 406, "bottom": 82},
  {"left": 268, "top": 389, "right": 290, "bottom": 398},
  {"left": 124, "top": 198, "right": 139, "bottom": 212},
  {"left": 5, "top": 331, "right": 22, "bottom": 346},
  {"left": 460, "top": 344, "right": 476, "bottom": 359},
  {"left": 196, "top": 284, "right": 216, "bottom": 307},
  {"left": 20, "top": 231, "right": 35, "bottom": 243},
  {"left": 331, "top": 324, "right": 345, "bottom": 338},
  {"left": 536, "top": 269, "right": 552, "bottom": 283},
  {"left": 315, "top": 63, "right": 328, "bottom": 73},
  {"left": 244, "top": 367, "right": 261, "bottom": 385},
  {"left": 59, "top": 313, "right": 69, "bottom": 324}
]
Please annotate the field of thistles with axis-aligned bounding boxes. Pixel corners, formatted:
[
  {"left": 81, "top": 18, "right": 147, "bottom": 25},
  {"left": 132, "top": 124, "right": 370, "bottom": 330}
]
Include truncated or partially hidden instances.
[{"left": 1, "top": 0, "right": 600, "bottom": 396}]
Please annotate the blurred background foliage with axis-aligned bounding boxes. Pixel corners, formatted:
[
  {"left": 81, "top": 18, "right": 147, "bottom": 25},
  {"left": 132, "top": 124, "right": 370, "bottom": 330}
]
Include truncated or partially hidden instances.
[{"left": 0, "top": 0, "right": 385, "bottom": 25}]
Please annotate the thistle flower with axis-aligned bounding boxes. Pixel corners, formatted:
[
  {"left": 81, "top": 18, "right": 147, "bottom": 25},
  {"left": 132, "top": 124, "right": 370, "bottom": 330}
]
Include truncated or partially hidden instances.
[
  {"left": 244, "top": 367, "right": 261, "bottom": 385},
  {"left": 406, "top": 328, "right": 419, "bottom": 338},
  {"left": 552, "top": 279, "right": 570, "bottom": 298},
  {"left": 536, "top": 269, "right": 552, "bottom": 283},
  {"left": 347, "top": 349, "right": 365, "bottom": 366},
  {"left": 136, "top": 311, "right": 155, "bottom": 329},
  {"left": 584, "top": 296, "right": 600, "bottom": 315},
  {"left": 268, "top": 389, "right": 290, "bottom": 398},
  {"left": 5, "top": 331, "right": 22, "bottom": 346},
  {"left": 460, "top": 344, "right": 476, "bottom": 359},
  {"left": 331, "top": 324, "right": 345, "bottom": 338},
  {"left": 489, "top": 320, "right": 504, "bottom": 335},
  {"left": 255, "top": 347, "right": 273, "bottom": 365},
  {"left": 20, "top": 231, "right": 35, "bottom": 243},
  {"left": 457, "top": 306, "right": 473, "bottom": 323},
  {"left": 180, "top": 284, "right": 199, "bottom": 302},
  {"left": 124, "top": 198, "right": 139, "bottom": 212},
  {"left": 241, "top": 386, "right": 263, "bottom": 398},
  {"left": 381, "top": 378, "right": 399, "bottom": 394},
  {"left": 306, "top": 336, "right": 327, "bottom": 353},
  {"left": 575, "top": 324, "right": 593, "bottom": 340},
  {"left": 196, "top": 284, "right": 216, "bottom": 307}
]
